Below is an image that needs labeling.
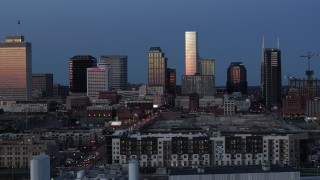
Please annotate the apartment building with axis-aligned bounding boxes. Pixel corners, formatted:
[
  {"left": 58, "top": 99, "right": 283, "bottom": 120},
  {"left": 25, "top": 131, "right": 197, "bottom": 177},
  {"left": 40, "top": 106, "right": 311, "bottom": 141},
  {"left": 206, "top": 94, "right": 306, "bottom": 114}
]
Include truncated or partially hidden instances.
[{"left": 111, "top": 132, "right": 307, "bottom": 167}]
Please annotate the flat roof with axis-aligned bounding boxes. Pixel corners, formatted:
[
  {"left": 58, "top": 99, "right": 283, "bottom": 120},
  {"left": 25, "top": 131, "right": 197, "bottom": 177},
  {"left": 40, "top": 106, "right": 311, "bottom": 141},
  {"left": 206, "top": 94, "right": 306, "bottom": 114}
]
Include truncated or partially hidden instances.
[{"left": 170, "top": 165, "right": 299, "bottom": 176}]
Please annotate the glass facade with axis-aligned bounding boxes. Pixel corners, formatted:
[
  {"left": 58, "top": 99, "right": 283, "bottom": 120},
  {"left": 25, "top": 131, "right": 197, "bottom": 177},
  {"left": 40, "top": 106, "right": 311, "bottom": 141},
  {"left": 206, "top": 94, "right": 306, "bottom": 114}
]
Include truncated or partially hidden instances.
[
  {"left": 181, "top": 75, "right": 214, "bottom": 97},
  {"left": 197, "top": 58, "right": 215, "bottom": 76},
  {"left": 261, "top": 48, "right": 282, "bottom": 109},
  {"left": 99, "top": 55, "right": 128, "bottom": 91},
  {"left": 167, "top": 68, "right": 176, "bottom": 95},
  {"left": 148, "top": 47, "right": 167, "bottom": 88},
  {"left": 69, "top": 55, "right": 96, "bottom": 93},
  {"left": 226, "top": 62, "right": 248, "bottom": 94},
  {"left": 0, "top": 36, "right": 32, "bottom": 101},
  {"left": 185, "top": 31, "right": 198, "bottom": 75},
  {"left": 87, "top": 67, "right": 109, "bottom": 97}
]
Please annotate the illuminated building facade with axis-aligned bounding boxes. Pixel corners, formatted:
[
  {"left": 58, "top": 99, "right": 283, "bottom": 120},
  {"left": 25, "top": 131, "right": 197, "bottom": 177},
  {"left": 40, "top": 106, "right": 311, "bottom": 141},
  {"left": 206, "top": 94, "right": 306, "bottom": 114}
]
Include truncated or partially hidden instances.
[
  {"left": 226, "top": 62, "right": 248, "bottom": 94},
  {"left": 148, "top": 47, "right": 167, "bottom": 88},
  {"left": 0, "top": 36, "right": 32, "bottom": 101},
  {"left": 167, "top": 68, "right": 176, "bottom": 95},
  {"left": 185, "top": 31, "right": 198, "bottom": 75}
]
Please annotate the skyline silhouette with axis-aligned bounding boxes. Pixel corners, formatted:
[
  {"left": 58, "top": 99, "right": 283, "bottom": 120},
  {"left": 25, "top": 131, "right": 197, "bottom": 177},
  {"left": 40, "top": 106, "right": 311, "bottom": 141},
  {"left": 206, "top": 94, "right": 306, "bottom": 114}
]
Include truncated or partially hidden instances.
[{"left": 1, "top": 0, "right": 320, "bottom": 86}]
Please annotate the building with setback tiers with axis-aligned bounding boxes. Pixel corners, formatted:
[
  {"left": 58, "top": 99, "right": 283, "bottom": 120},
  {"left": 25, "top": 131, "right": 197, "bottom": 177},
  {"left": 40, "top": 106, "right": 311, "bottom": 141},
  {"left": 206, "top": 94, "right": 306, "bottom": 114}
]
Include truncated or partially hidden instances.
[
  {"left": 148, "top": 47, "right": 167, "bottom": 88},
  {"left": 0, "top": 36, "right": 32, "bottom": 101}
]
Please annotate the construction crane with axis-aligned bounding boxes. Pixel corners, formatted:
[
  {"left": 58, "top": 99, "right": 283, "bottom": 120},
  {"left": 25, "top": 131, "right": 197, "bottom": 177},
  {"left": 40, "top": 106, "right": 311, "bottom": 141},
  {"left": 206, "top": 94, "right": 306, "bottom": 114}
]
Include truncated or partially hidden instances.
[
  {"left": 300, "top": 52, "right": 320, "bottom": 97},
  {"left": 301, "top": 52, "right": 320, "bottom": 80}
]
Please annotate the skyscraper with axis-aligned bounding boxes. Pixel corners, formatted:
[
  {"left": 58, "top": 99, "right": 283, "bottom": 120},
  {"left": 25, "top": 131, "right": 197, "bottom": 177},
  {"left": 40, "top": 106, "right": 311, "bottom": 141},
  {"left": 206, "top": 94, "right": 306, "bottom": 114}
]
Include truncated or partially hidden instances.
[
  {"left": 69, "top": 55, "right": 96, "bottom": 93},
  {"left": 226, "top": 62, "right": 248, "bottom": 94},
  {"left": 87, "top": 64, "right": 110, "bottom": 98},
  {"left": 197, "top": 58, "right": 215, "bottom": 76},
  {"left": 185, "top": 31, "right": 198, "bottom": 75},
  {"left": 100, "top": 55, "right": 128, "bottom": 91},
  {"left": 261, "top": 48, "right": 282, "bottom": 109},
  {"left": 148, "top": 47, "right": 167, "bottom": 88},
  {"left": 167, "top": 68, "right": 176, "bottom": 95},
  {"left": 0, "top": 36, "right": 32, "bottom": 101}
]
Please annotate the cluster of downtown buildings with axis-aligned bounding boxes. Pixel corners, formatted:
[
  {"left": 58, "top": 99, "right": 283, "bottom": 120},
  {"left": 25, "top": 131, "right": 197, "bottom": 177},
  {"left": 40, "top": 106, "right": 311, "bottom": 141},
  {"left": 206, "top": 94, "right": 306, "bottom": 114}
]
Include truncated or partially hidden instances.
[
  {"left": 0, "top": 32, "right": 319, "bottom": 179},
  {"left": 0, "top": 32, "right": 281, "bottom": 110}
]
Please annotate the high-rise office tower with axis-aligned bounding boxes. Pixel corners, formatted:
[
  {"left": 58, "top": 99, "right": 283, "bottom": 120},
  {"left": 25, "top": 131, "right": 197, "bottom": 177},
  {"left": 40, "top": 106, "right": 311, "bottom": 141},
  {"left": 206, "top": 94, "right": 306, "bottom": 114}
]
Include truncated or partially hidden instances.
[
  {"left": 99, "top": 55, "right": 128, "bottom": 91},
  {"left": 197, "top": 58, "right": 215, "bottom": 76},
  {"left": 87, "top": 64, "right": 110, "bottom": 97},
  {"left": 226, "top": 62, "right": 248, "bottom": 94},
  {"left": 69, "top": 55, "right": 96, "bottom": 93},
  {"left": 148, "top": 47, "right": 167, "bottom": 88},
  {"left": 32, "top": 73, "right": 53, "bottom": 97},
  {"left": 0, "top": 36, "right": 32, "bottom": 101},
  {"left": 261, "top": 48, "right": 282, "bottom": 109},
  {"left": 185, "top": 31, "right": 198, "bottom": 75},
  {"left": 167, "top": 68, "right": 176, "bottom": 95}
]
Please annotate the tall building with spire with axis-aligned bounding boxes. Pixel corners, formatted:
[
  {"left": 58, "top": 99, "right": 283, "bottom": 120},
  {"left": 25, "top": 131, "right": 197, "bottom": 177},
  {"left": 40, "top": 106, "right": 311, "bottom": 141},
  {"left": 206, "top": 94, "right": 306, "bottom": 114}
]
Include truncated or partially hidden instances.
[
  {"left": 227, "top": 62, "right": 248, "bottom": 94},
  {"left": 185, "top": 31, "right": 198, "bottom": 75},
  {"left": 261, "top": 41, "right": 282, "bottom": 109},
  {"left": 0, "top": 36, "right": 32, "bottom": 101}
]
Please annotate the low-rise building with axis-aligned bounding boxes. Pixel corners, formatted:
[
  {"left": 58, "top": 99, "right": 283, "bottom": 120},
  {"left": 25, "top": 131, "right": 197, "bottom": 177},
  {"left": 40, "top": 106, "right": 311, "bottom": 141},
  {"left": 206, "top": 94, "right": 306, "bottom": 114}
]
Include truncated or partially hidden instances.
[
  {"left": 0, "top": 134, "right": 57, "bottom": 168},
  {"left": 111, "top": 132, "right": 307, "bottom": 167}
]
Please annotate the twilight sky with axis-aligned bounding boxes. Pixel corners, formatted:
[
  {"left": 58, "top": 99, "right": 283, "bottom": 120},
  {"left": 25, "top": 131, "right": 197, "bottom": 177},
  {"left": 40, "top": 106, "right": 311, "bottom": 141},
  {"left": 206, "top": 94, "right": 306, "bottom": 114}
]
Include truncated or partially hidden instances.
[{"left": 1, "top": 0, "right": 320, "bottom": 86}]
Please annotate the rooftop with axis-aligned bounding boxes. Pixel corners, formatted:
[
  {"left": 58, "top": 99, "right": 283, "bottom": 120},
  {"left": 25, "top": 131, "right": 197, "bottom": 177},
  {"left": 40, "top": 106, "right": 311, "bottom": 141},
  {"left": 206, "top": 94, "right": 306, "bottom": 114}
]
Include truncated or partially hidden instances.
[{"left": 170, "top": 165, "right": 299, "bottom": 176}]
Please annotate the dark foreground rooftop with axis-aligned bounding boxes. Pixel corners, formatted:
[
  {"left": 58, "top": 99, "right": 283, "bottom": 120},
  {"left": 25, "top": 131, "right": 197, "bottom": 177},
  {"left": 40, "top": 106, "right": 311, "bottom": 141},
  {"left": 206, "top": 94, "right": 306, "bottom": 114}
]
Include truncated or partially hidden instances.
[{"left": 170, "top": 165, "right": 299, "bottom": 176}]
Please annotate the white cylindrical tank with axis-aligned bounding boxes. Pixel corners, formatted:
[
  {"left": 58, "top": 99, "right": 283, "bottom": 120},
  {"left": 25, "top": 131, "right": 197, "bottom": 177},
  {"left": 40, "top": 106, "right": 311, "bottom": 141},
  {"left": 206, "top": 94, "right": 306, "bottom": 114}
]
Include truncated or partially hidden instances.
[
  {"left": 30, "top": 154, "right": 50, "bottom": 180},
  {"left": 128, "top": 159, "right": 139, "bottom": 180},
  {"left": 77, "top": 170, "right": 85, "bottom": 178}
]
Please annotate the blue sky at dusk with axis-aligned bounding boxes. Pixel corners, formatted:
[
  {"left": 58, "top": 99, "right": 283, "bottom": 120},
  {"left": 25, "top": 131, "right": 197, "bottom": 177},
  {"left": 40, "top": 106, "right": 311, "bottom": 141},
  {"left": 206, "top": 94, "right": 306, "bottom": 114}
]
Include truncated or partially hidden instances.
[{"left": 1, "top": 0, "right": 320, "bottom": 86}]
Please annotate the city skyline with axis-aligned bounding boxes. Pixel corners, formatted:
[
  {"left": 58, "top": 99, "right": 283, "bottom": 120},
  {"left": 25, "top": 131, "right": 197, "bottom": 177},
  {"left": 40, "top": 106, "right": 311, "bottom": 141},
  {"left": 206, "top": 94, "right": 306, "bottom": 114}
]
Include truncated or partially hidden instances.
[{"left": 1, "top": 1, "right": 320, "bottom": 86}]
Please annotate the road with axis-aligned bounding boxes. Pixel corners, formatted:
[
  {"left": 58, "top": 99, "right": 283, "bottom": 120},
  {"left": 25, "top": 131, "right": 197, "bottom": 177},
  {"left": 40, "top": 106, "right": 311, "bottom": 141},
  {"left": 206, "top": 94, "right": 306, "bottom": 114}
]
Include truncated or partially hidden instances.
[{"left": 127, "top": 114, "right": 159, "bottom": 131}]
